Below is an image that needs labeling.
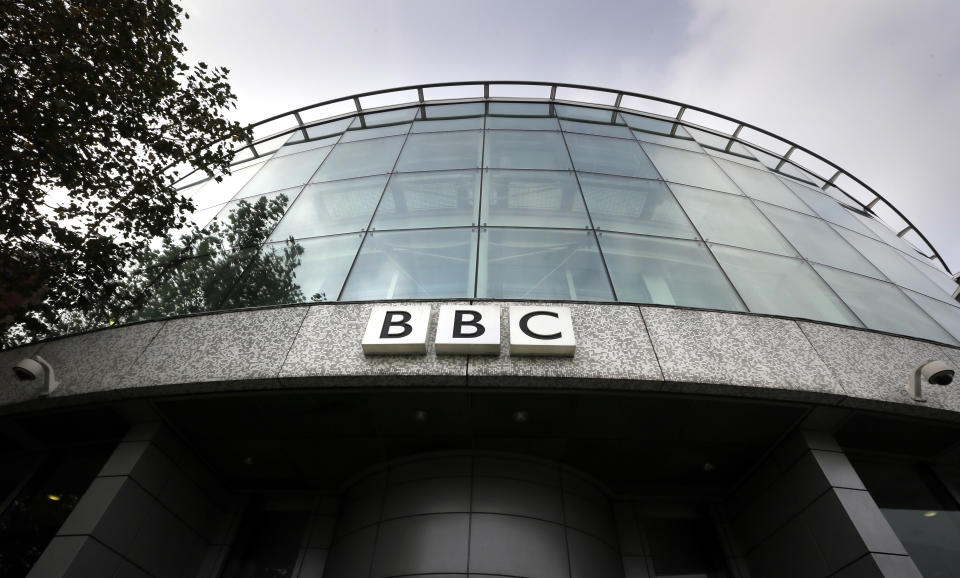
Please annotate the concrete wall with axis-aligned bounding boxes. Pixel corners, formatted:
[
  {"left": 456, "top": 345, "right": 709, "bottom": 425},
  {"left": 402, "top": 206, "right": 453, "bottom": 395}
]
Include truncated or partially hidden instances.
[{"left": 2, "top": 302, "right": 960, "bottom": 419}]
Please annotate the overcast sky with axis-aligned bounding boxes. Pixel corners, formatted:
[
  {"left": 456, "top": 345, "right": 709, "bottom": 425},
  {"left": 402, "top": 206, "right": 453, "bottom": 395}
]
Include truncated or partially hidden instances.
[{"left": 180, "top": 0, "right": 959, "bottom": 273}]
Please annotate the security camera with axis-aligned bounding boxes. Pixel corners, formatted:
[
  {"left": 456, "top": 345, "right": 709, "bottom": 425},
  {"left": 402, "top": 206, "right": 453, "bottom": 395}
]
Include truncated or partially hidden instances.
[
  {"left": 12, "top": 356, "right": 59, "bottom": 394},
  {"left": 908, "top": 360, "right": 955, "bottom": 402}
]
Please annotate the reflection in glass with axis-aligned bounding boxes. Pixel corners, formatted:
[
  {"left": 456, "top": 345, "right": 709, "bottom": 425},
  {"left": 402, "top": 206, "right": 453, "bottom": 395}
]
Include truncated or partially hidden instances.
[
  {"left": 599, "top": 233, "right": 743, "bottom": 309},
  {"left": 274, "top": 134, "right": 340, "bottom": 158},
  {"left": 716, "top": 159, "right": 812, "bottom": 213},
  {"left": 269, "top": 175, "right": 388, "bottom": 240},
  {"left": 711, "top": 245, "right": 861, "bottom": 325},
  {"left": 340, "top": 228, "right": 476, "bottom": 300},
  {"left": 481, "top": 170, "right": 589, "bottom": 229},
  {"left": 641, "top": 143, "right": 740, "bottom": 194},
  {"left": 686, "top": 126, "right": 731, "bottom": 150},
  {"left": 758, "top": 203, "right": 884, "bottom": 279},
  {"left": 220, "top": 497, "right": 311, "bottom": 578},
  {"left": 355, "top": 107, "right": 418, "bottom": 126},
  {"left": 396, "top": 131, "right": 483, "bottom": 172},
  {"left": 813, "top": 265, "right": 956, "bottom": 344},
  {"left": 478, "top": 228, "right": 613, "bottom": 300},
  {"left": 578, "top": 174, "right": 697, "bottom": 239},
  {"left": 564, "top": 133, "right": 659, "bottom": 179},
  {"left": 213, "top": 190, "right": 297, "bottom": 248},
  {"left": 241, "top": 234, "right": 363, "bottom": 305},
  {"left": 312, "top": 136, "right": 405, "bottom": 182},
  {"left": 483, "top": 131, "right": 572, "bottom": 170},
  {"left": 372, "top": 170, "right": 480, "bottom": 230},
  {"left": 234, "top": 146, "right": 332, "bottom": 199},
  {"left": 671, "top": 185, "right": 797, "bottom": 256}
]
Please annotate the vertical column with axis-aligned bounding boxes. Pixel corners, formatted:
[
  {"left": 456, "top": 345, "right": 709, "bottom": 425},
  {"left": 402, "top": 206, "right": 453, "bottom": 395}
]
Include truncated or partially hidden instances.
[
  {"left": 724, "top": 430, "right": 921, "bottom": 578},
  {"left": 27, "top": 422, "right": 234, "bottom": 578}
]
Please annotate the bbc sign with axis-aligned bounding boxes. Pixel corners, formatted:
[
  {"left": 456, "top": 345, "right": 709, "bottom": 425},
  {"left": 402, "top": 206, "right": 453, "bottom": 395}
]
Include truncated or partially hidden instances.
[{"left": 361, "top": 305, "right": 576, "bottom": 357}]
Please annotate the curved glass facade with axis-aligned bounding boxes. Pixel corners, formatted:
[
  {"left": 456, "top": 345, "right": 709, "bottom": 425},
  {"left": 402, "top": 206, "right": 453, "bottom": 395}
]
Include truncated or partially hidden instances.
[{"left": 163, "top": 95, "right": 960, "bottom": 345}]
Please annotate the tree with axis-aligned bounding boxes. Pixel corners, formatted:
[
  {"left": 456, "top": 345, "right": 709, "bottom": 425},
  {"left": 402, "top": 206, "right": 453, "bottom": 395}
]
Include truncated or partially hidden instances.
[{"left": 0, "top": 1, "right": 251, "bottom": 345}]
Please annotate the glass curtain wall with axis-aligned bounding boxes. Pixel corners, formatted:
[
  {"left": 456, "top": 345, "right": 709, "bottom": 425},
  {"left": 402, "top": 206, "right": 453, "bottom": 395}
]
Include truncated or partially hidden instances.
[{"left": 154, "top": 100, "right": 960, "bottom": 345}]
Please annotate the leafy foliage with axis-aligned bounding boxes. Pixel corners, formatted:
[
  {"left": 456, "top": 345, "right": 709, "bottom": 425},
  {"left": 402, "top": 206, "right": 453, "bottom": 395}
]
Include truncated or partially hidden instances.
[{"left": 0, "top": 0, "right": 251, "bottom": 345}]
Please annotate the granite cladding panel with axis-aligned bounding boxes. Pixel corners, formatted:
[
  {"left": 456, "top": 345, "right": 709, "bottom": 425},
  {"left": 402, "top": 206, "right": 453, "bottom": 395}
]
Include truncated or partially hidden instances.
[
  {"left": 34, "top": 322, "right": 162, "bottom": 397},
  {"left": 641, "top": 307, "right": 843, "bottom": 400},
  {"left": 280, "top": 302, "right": 468, "bottom": 386},
  {"left": 799, "top": 322, "right": 960, "bottom": 413},
  {"left": 0, "top": 342, "right": 43, "bottom": 406},
  {"left": 467, "top": 303, "right": 662, "bottom": 388},
  {"left": 118, "top": 307, "right": 308, "bottom": 389}
]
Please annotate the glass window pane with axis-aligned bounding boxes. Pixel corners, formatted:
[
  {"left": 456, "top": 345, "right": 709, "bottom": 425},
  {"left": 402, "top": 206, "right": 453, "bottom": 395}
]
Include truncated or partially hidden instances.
[
  {"left": 555, "top": 104, "right": 618, "bottom": 123},
  {"left": 758, "top": 203, "right": 885, "bottom": 279},
  {"left": 419, "top": 102, "right": 485, "bottom": 118},
  {"left": 686, "top": 126, "right": 731, "bottom": 150},
  {"left": 478, "top": 228, "right": 613, "bottom": 300},
  {"left": 565, "top": 133, "right": 659, "bottom": 179},
  {"left": 312, "top": 136, "right": 405, "bottom": 182},
  {"left": 481, "top": 170, "right": 589, "bottom": 229},
  {"left": 372, "top": 170, "right": 480, "bottom": 230},
  {"left": 814, "top": 265, "right": 956, "bottom": 344},
  {"left": 340, "top": 228, "right": 476, "bottom": 300},
  {"left": 412, "top": 116, "right": 484, "bottom": 133},
  {"left": 904, "top": 289, "right": 960, "bottom": 344},
  {"left": 233, "top": 234, "right": 363, "bottom": 305},
  {"left": 396, "top": 131, "right": 483, "bottom": 172},
  {"left": 909, "top": 256, "right": 960, "bottom": 297},
  {"left": 234, "top": 147, "right": 331, "bottom": 198},
  {"left": 486, "top": 115, "right": 560, "bottom": 131},
  {"left": 269, "top": 175, "right": 388, "bottom": 241},
  {"left": 632, "top": 130, "right": 704, "bottom": 152},
  {"left": 620, "top": 113, "right": 675, "bottom": 134},
  {"left": 560, "top": 119, "right": 633, "bottom": 139},
  {"left": 306, "top": 117, "right": 353, "bottom": 140},
  {"left": 192, "top": 162, "right": 265, "bottom": 209},
  {"left": 139, "top": 247, "right": 257, "bottom": 319},
  {"left": 488, "top": 102, "right": 551, "bottom": 116},
  {"left": 671, "top": 185, "right": 797, "bottom": 256},
  {"left": 832, "top": 227, "right": 952, "bottom": 300},
  {"left": 711, "top": 245, "right": 861, "bottom": 325},
  {"left": 212, "top": 190, "right": 296, "bottom": 249},
  {"left": 715, "top": 159, "right": 812, "bottom": 213},
  {"left": 641, "top": 143, "right": 740, "bottom": 194},
  {"left": 779, "top": 178, "right": 880, "bottom": 238},
  {"left": 483, "top": 131, "right": 572, "bottom": 170},
  {"left": 340, "top": 123, "right": 410, "bottom": 143},
  {"left": 578, "top": 173, "right": 697, "bottom": 239},
  {"left": 855, "top": 213, "right": 924, "bottom": 256},
  {"left": 706, "top": 147, "right": 768, "bottom": 170},
  {"left": 357, "top": 107, "right": 418, "bottom": 126},
  {"left": 274, "top": 135, "right": 340, "bottom": 157},
  {"left": 599, "top": 233, "right": 743, "bottom": 309}
]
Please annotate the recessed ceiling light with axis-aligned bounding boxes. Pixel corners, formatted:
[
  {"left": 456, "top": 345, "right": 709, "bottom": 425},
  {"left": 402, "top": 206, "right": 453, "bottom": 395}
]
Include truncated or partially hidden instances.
[
  {"left": 923, "top": 511, "right": 938, "bottom": 517},
  {"left": 47, "top": 494, "right": 61, "bottom": 501},
  {"left": 512, "top": 410, "right": 529, "bottom": 423}
]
